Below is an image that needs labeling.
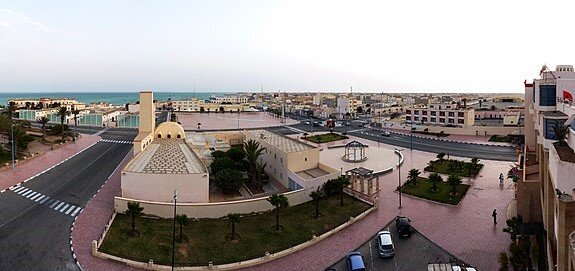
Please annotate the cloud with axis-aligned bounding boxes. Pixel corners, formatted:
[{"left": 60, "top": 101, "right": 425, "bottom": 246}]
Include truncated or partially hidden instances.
[{"left": 0, "top": 9, "right": 51, "bottom": 33}]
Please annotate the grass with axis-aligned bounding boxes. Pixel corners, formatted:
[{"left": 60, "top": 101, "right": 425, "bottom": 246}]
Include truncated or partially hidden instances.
[
  {"left": 412, "top": 130, "right": 450, "bottom": 137},
  {"left": 424, "top": 159, "right": 483, "bottom": 178},
  {"left": 400, "top": 177, "right": 470, "bottom": 205},
  {"left": 304, "top": 133, "right": 348, "bottom": 143},
  {"left": 99, "top": 194, "right": 370, "bottom": 266},
  {"left": 488, "top": 134, "right": 524, "bottom": 144}
]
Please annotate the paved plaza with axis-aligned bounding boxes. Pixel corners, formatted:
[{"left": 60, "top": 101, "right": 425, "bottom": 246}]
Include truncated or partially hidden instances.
[{"left": 177, "top": 112, "right": 298, "bottom": 130}]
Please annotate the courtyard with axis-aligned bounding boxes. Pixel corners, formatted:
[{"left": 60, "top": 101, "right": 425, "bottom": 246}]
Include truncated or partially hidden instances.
[{"left": 176, "top": 112, "right": 298, "bottom": 130}]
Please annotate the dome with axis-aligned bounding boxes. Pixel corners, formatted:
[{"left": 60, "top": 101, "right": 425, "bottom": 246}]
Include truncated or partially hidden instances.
[{"left": 155, "top": 121, "right": 186, "bottom": 139}]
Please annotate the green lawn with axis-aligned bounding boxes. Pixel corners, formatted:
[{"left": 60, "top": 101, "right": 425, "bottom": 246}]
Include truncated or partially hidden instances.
[
  {"left": 401, "top": 177, "right": 470, "bottom": 205},
  {"left": 99, "top": 194, "right": 371, "bottom": 266},
  {"left": 424, "top": 159, "right": 483, "bottom": 178},
  {"left": 304, "top": 133, "right": 348, "bottom": 143}
]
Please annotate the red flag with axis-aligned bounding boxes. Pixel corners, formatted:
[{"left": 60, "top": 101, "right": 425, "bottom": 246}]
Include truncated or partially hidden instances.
[{"left": 563, "top": 90, "right": 573, "bottom": 102}]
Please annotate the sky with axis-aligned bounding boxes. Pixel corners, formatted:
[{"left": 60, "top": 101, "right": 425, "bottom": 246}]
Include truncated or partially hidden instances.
[{"left": 1, "top": 0, "right": 575, "bottom": 93}]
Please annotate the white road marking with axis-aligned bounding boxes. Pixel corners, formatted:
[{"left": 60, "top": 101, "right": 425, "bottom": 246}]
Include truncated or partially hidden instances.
[
  {"left": 25, "top": 191, "right": 38, "bottom": 199},
  {"left": 29, "top": 193, "right": 42, "bottom": 201},
  {"left": 59, "top": 203, "right": 70, "bottom": 212},
  {"left": 21, "top": 190, "right": 33, "bottom": 197},
  {"left": 54, "top": 201, "right": 64, "bottom": 210},
  {"left": 65, "top": 205, "right": 76, "bottom": 215},
  {"left": 39, "top": 196, "right": 50, "bottom": 204},
  {"left": 71, "top": 207, "right": 82, "bottom": 217}
]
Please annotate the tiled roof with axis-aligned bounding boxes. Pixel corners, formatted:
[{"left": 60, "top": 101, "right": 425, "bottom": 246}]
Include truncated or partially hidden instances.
[{"left": 124, "top": 139, "right": 206, "bottom": 174}]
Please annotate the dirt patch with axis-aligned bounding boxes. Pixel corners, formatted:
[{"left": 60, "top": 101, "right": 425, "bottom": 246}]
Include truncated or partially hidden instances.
[{"left": 554, "top": 142, "right": 575, "bottom": 163}]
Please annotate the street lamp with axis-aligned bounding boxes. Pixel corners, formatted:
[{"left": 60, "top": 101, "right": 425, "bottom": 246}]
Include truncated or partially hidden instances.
[
  {"left": 395, "top": 148, "right": 404, "bottom": 209},
  {"left": 10, "top": 123, "right": 15, "bottom": 170},
  {"left": 171, "top": 190, "right": 178, "bottom": 271}
]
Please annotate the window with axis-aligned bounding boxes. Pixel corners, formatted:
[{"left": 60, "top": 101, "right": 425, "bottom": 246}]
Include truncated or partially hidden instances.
[
  {"left": 431, "top": 111, "right": 437, "bottom": 116},
  {"left": 544, "top": 118, "right": 562, "bottom": 139},
  {"left": 158, "top": 134, "right": 162, "bottom": 138},
  {"left": 305, "top": 158, "right": 307, "bottom": 161},
  {"left": 448, "top": 119, "right": 455, "bottom": 123},
  {"left": 439, "top": 118, "right": 445, "bottom": 123},
  {"left": 539, "top": 85, "right": 557, "bottom": 106},
  {"left": 422, "top": 111, "right": 428, "bottom": 115},
  {"left": 439, "top": 112, "right": 445, "bottom": 116},
  {"left": 422, "top": 117, "right": 427, "bottom": 122},
  {"left": 280, "top": 157, "right": 283, "bottom": 163},
  {"left": 414, "top": 110, "right": 419, "bottom": 115},
  {"left": 406, "top": 116, "right": 411, "bottom": 121},
  {"left": 406, "top": 110, "right": 411, "bottom": 114},
  {"left": 458, "top": 119, "right": 464, "bottom": 124},
  {"left": 458, "top": 112, "right": 464, "bottom": 117},
  {"left": 448, "top": 112, "right": 455, "bottom": 117},
  {"left": 275, "top": 154, "right": 277, "bottom": 159},
  {"left": 430, "top": 117, "right": 436, "bottom": 122}
]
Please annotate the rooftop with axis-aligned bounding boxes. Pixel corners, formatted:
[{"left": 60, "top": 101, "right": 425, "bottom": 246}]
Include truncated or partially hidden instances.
[
  {"left": 296, "top": 167, "right": 331, "bottom": 180},
  {"left": 246, "top": 129, "right": 314, "bottom": 153},
  {"left": 541, "top": 111, "right": 568, "bottom": 118},
  {"left": 124, "top": 138, "right": 206, "bottom": 174}
]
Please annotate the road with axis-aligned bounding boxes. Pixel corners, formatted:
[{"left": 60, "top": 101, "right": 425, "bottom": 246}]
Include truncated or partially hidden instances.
[
  {"left": 269, "top": 123, "right": 519, "bottom": 161},
  {"left": 0, "top": 128, "right": 136, "bottom": 271}
]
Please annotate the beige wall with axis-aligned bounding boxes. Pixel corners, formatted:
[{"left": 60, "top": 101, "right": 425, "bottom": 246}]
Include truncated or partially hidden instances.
[
  {"left": 115, "top": 188, "right": 310, "bottom": 218},
  {"left": 208, "top": 131, "right": 245, "bottom": 146},
  {"left": 421, "top": 125, "right": 520, "bottom": 137},
  {"left": 139, "top": 91, "right": 155, "bottom": 134},
  {"left": 286, "top": 148, "right": 320, "bottom": 173},
  {"left": 121, "top": 172, "right": 209, "bottom": 203}
]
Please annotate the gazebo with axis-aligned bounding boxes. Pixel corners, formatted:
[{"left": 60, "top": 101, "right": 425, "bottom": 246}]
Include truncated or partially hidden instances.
[{"left": 342, "top": 140, "right": 368, "bottom": 163}]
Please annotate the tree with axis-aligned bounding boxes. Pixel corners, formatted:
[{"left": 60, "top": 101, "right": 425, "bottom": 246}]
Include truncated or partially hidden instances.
[
  {"left": 6, "top": 102, "right": 17, "bottom": 118},
  {"left": 507, "top": 167, "right": 520, "bottom": 183},
  {"left": 553, "top": 125, "right": 569, "bottom": 146},
  {"left": 227, "top": 146, "right": 245, "bottom": 163},
  {"left": 471, "top": 157, "right": 480, "bottom": 167},
  {"left": 214, "top": 168, "right": 244, "bottom": 195},
  {"left": 356, "top": 106, "right": 364, "bottom": 114},
  {"left": 334, "top": 175, "right": 351, "bottom": 207},
  {"left": 12, "top": 124, "right": 33, "bottom": 151},
  {"left": 428, "top": 173, "right": 442, "bottom": 192},
  {"left": 267, "top": 194, "right": 289, "bottom": 231},
  {"left": 125, "top": 202, "right": 144, "bottom": 237},
  {"left": 227, "top": 213, "right": 242, "bottom": 241},
  {"left": 197, "top": 122, "right": 201, "bottom": 129},
  {"left": 498, "top": 252, "right": 509, "bottom": 271},
  {"left": 37, "top": 116, "right": 50, "bottom": 140},
  {"left": 407, "top": 168, "right": 420, "bottom": 186},
  {"left": 56, "top": 107, "right": 69, "bottom": 142},
  {"left": 210, "top": 156, "right": 235, "bottom": 174},
  {"left": 462, "top": 98, "right": 467, "bottom": 108},
  {"left": 436, "top": 152, "right": 446, "bottom": 161},
  {"left": 503, "top": 216, "right": 524, "bottom": 243},
  {"left": 447, "top": 175, "right": 462, "bottom": 195},
  {"left": 490, "top": 105, "right": 497, "bottom": 111},
  {"left": 243, "top": 139, "right": 267, "bottom": 185},
  {"left": 175, "top": 214, "right": 189, "bottom": 242},
  {"left": 71, "top": 109, "right": 80, "bottom": 140},
  {"left": 309, "top": 187, "right": 325, "bottom": 218}
]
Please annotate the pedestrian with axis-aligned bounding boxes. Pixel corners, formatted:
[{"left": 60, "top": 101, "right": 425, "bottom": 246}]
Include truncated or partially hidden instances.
[
  {"left": 492, "top": 209, "right": 497, "bottom": 224},
  {"left": 499, "top": 173, "right": 504, "bottom": 185}
]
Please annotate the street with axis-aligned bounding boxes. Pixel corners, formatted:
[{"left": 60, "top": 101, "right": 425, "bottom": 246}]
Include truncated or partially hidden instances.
[{"left": 0, "top": 129, "right": 136, "bottom": 271}]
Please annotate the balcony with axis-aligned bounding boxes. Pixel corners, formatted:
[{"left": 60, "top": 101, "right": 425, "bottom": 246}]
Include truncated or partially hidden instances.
[{"left": 549, "top": 142, "right": 575, "bottom": 193}]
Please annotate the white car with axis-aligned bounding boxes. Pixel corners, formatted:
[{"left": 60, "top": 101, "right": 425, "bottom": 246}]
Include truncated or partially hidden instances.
[{"left": 377, "top": 231, "right": 395, "bottom": 257}]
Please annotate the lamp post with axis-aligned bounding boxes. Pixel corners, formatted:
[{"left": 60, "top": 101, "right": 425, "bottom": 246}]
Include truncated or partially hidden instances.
[
  {"left": 10, "top": 123, "right": 15, "bottom": 170},
  {"left": 171, "top": 190, "right": 177, "bottom": 271},
  {"left": 395, "top": 148, "right": 404, "bottom": 209}
]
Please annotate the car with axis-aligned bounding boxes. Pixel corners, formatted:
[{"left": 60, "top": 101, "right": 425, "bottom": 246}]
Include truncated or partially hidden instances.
[
  {"left": 376, "top": 231, "right": 395, "bottom": 257},
  {"left": 346, "top": 252, "right": 366, "bottom": 271},
  {"left": 344, "top": 122, "right": 351, "bottom": 126},
  {"left": 381, "top": 131, "right": 391, "bottom": 137},
  {"left": 304, "top": 121, "right": 310, "bottom": 125},
  {"left": 395, "top": 216, "right": 412, "bottom": 238}
]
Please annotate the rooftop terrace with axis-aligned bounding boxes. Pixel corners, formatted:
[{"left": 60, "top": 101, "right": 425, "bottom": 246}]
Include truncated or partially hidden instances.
[
  {"left": 246, "top": 129, "right": 314, "bottom": 153},
  {"left": 124, "top": 138, "right": 206, "bottom": 174}
]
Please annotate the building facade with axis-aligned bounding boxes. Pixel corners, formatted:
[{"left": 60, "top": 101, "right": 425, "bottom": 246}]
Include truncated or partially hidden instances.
[
  {"left": 405, "top": 103, "right": 475, "bottom": 127},
  {"left": 519, "top": 65, "right": 575, "bottom": 271}
]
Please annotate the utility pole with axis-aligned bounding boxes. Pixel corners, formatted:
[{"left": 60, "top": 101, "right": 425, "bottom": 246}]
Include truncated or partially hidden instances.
[
  {"left": 171, "top": 190, "right": 178, "bottom": 271},
  {"left": 395, "top": 148, "right": 404, "bottom": 208},
  {"left": 11, "top": 123, "right": 15, "bottom": 170}
]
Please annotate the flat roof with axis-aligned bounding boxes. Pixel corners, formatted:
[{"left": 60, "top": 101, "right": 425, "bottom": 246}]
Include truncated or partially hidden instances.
[
  {"left": 124, "top": 138, "right": 206, "bottom": 174},
  {"left": 296, "top": 167, "right": 330, "bottom": 180},
  {"left": 246, "top": 129, "right": 314, "bottom": 153},
  {"left": 541, "top": 111, "right": 568, "bottom": 118}
]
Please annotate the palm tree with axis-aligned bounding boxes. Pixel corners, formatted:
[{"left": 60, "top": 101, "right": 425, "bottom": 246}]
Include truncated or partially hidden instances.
[
  {"left": 6, "top": 102, "right": 18, "bottom": 118},
  {"left": 447, "top": 175, "right": 462, "bottom": 195},
  {"left": 309, "top": 187, "right": 325, "bottom": 218},
  {"left": 125, "top": 202, "right": 144, "bottom": 237},
  {"left": 36, "top": 116, "right": 49, "bottom": 140},
  {"left": 56, "top": 107, "right": 69, "bottom": 142},
  {"left": 428, "top": 173, "right": 442, "bottom": 192},
  {"left": 175, "top": 214, "right": 189, "bottom": 242},
  {"left": 503, "top": 216, "right": 524, "bottom": 243},
  {"left": 553, "top": 125, "right": 569, "bottom": 146},
  {"left": 407, "top": 168, "right": 420, "bottom": 186},
  {"left": 227, "top": 213, "right": 242, "bottom": 241},
  {"left": 334, "top": 175, "right": 351, "bottom": 207},
  {"left": 267, "top": 194, "right": 289, "bottom": 231},
  {"left": 243, "top": 139, "right": 267, "bottom": 185},
  {"left": 436, "top": 152, "right": 446, "bottom": 161},
  {"left": 71, "top": 109, "right": 80, "bottom": 141}
]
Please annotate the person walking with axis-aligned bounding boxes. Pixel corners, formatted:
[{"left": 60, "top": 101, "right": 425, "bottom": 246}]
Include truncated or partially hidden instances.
[
  {"left": 492, "top": 209, "right": 497, "bottom": 224},
  {"left": 499, "top": 173, "right": 504, "bottom": 185}
]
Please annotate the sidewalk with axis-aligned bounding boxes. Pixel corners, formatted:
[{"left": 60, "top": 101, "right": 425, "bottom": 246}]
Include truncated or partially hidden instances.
[{"left": 0, "top": 135, "right": 101, "bottom": 193}]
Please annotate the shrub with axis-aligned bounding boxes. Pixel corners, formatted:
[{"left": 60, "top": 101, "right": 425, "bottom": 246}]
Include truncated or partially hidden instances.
[{"left": 214, "top": 169, "right": 244, "bottom": 195}]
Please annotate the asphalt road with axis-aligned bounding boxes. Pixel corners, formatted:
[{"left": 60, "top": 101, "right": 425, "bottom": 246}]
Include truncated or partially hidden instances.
[
  {"left": 329, "top": 220, "right": 468, "bottom": 271},
  {"left": 269, "top": 123, "right": 518, "bottom": 161},
  {"left": 0, "top": 128, "right": 136, "bottom": 271}
]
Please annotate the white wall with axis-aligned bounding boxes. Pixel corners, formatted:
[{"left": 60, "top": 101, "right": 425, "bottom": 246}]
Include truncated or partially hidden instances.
[{"left": 121, "top": 171, "right": 209, "bottom": 203}]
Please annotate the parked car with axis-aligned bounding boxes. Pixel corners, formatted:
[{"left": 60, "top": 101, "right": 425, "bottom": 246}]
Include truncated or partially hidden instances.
[
  {"left": 376, "top": 231, "right": 395, "bottom": 257},
  {"left": 381, "top": 131, "right": 391, "bottom": 137},
  {"left": 395, "top": 216, "right": 412, "bottom": 238},
  {"left": 346, "top": 252, "right": 366, "bottom": 271}
]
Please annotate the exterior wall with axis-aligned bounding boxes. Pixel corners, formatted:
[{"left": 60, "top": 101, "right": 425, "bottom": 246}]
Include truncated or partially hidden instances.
[
  {"left": 286, "top": 148, "right": 319, "bottom": 173},
  {"left": 416, "top": 125, "right": 520, "bottom": 137},
  {"left": 557, "top": 198, "right": 575, "bottom": 271},
  {"left": 121, "top": 172, "right": 209, "bottom": 203},
  {"left": 549, "top": 145, "right": 575, "bottom": 193},
  {"left": 203, "top": 131, "right": 244, "bottom": 146},
  {"left": 406, "top": 106, "right": 475, "bottom": 127},
  {"left": 133, "top": 132, "right": 154, "bottom": 155},
  {"left": 114, "top": 188, "right": 309, "bottom": 218},
  {"left": 116, "top": 114, "right": 139, "bottom": 128}
]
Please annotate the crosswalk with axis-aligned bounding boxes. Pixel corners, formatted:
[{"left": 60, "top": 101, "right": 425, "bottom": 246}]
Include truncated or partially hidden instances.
[
  {"left": 100, "top": 139, "right": 133, "bottom": 144},
  {"left": 9, "top": 185, "right": 83, "bottom": 217}
]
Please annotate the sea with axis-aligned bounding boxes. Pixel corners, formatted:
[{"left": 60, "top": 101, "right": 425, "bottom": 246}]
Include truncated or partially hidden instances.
[{"left": 0, "top": 92, "right": 230, "bottom": 106}]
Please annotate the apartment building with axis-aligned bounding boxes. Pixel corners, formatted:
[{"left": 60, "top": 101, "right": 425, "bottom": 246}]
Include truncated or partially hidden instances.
[
  {"left": 519, "top": 65, "right": 575, "bottom": 271},
  {"left": 172, "top": 99, "right": 206, "bottom": 112},
  {"left": 209, "top": 96, "right": 248, "bottom": 104},
  {"left": 405, "top": 103, "right": 475, "bottom": 127}
]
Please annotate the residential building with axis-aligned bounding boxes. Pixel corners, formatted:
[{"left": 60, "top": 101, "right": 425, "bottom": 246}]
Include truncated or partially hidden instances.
[
  {"left": 519, "top": 65, "right": 575, "bottom": 271},
  {"left": 209, "top": 95, "right": 248, "bottom": 104},
  {"left": 405, "top": 103, "right": 475, "bottom": 127}
]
